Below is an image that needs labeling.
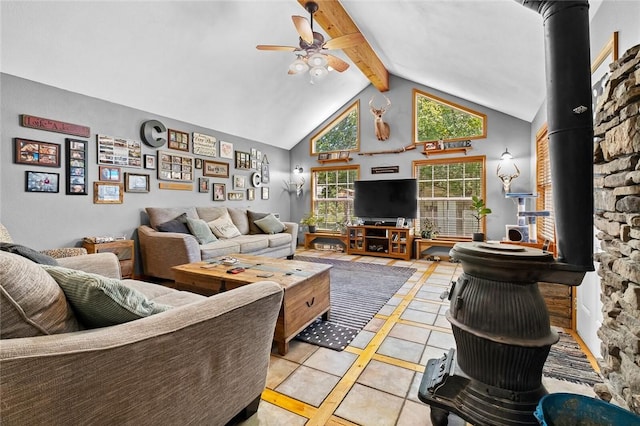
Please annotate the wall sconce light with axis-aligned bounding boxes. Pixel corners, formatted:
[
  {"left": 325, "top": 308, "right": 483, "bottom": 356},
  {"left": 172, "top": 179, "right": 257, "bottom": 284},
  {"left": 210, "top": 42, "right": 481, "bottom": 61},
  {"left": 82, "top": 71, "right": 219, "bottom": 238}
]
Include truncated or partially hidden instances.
[
  {"left": 286, "top": 165, "right": 305, "bottom": 197},
  {"left": 496, "top": 148, "right": 520, "bottom": 193}
]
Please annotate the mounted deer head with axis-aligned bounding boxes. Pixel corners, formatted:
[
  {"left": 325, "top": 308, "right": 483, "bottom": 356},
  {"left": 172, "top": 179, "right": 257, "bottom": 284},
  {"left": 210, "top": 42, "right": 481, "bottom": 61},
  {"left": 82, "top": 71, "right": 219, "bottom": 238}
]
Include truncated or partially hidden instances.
[
  {"left": 497, "top": 162, "right": 521, "bottom": 193},
  {"left": 369, "top": 95, "right": 391, "bottom": 141}
]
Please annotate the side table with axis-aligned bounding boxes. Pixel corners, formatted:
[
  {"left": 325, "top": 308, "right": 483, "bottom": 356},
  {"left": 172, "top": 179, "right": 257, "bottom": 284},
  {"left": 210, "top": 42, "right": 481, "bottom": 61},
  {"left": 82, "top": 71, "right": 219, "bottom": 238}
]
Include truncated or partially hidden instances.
[{"left": 82, "top": 239, "right": 135, "bottom": 278}]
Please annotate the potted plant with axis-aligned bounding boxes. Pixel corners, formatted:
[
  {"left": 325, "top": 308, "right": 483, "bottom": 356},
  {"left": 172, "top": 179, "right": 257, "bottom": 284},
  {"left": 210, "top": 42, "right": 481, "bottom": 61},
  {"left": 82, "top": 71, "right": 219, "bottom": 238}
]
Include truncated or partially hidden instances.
[
  {"left": 470, "top": 195, "right": 492, "bottom": 242},
  {"left": 421, "top": 218, "right": 439, "bottom": 240},
  {"left": 300, "top": 212, "right": 319, "bottom": 233}
]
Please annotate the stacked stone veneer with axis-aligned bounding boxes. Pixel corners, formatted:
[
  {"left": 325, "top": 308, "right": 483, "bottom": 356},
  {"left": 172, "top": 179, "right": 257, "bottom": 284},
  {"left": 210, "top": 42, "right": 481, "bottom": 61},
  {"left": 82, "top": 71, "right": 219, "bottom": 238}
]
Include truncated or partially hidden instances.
[{"left": 593, "top": 44, "right": 640, "bottom": 413}]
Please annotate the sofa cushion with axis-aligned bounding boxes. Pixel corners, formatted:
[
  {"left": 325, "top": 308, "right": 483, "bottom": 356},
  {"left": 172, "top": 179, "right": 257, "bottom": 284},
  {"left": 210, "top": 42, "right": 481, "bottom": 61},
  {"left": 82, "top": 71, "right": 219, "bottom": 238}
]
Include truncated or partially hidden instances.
[
  {"left": 208, "top": 215, "right": 242, "bottom": 239},
  {"left": 1, "top": 243, "right": 59, "bottom": 265},
  {"left": 200, "top": 240, "right": 241, "bottom": 260},
  {"left": 267, "top": 232, "right": 293, "bottom": 248},
  {"left": 254, "top": 214, "right": 287, "bottom": 234},
  {"left": 146, "top": 207, "right": 198, "bottom": 230},
  {"left": 0, "top": 252, "right": 80, "bottom": 339},
  {"left": 227, "top": 207, "right": 250, "bottom": 235},
  {"left": 186, "top": 217, "right": 218, "bottom": 244},
  {"left": 247, "top": 210, "right": 270, "bottom": 234},
  {"left": 42, "top": 265, "right": 173, "bottom": 328},
  {"left": 195, "top": 206, "right": 228, "bottom": 223},
  {"left": 234, "top": 235, "right": 270, "bottom": 253},
  {"left": 156, "top": 212, "right": 190, "bottom": 234},
  {"left": 121, "top": 279, "right": 206, "bottom": 307}
]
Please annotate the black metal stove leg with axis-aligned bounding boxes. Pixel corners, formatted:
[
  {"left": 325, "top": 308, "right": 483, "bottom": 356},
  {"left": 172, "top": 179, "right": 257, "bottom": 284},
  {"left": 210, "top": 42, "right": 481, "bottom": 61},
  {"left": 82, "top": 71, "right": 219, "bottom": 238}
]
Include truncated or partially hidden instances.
[{"left": 430, "top": 407, "right": 449, "bottom": 426}]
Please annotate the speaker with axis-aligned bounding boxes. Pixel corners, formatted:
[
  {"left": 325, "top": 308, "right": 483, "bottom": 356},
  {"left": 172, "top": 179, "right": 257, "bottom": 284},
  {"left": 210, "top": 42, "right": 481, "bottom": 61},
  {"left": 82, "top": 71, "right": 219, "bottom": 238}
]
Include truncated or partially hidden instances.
[{"left": 506, "top": 225, "right": 529, "bottom": 242}]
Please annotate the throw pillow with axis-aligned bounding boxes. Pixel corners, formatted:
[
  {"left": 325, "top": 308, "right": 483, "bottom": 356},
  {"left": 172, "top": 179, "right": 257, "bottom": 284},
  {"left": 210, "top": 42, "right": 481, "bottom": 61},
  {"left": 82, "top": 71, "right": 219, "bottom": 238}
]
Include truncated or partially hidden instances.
[
  {"left": 0, "top": 252, "right": 80, "bottom": 338},
  {"left": 247, "top": 211, "right": 270, "bottom": 234},
  {"left": 42, "top": 265, "right": 173, "bottom": 328},
  {"left": 227, "top": 207, "right": 250, "bottom": 235},
  {"left": 186, "top": 217, "right": 218, "bottom": 244},
  {"left": 208, "top": 215, "right": 242, "bottom": 239},
  {"left": 254, "top": 214, "right": 287, "bottom": 234},
  {"left": 157, "top": 213, "right": 190, "bottom": 234},
  {"left": 0, "top": 242, "right": 59, "bottom": 265}
]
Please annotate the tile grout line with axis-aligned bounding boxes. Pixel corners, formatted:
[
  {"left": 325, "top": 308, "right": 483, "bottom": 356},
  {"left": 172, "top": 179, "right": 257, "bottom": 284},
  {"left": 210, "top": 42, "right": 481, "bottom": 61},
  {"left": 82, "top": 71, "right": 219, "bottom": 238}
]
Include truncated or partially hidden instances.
[{"left": 304, "top": 262, "right": 440, "bottom": 426}]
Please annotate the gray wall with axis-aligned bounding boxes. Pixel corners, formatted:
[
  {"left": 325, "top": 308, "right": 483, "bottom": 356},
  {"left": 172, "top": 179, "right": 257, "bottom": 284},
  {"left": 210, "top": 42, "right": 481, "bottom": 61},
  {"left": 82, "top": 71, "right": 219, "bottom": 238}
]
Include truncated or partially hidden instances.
[
  {"left": 290, "top": 74, "right": 533, "bottom": 241},
  {"left": 1, "top": 74, "right": 291, "bottom": 253}
]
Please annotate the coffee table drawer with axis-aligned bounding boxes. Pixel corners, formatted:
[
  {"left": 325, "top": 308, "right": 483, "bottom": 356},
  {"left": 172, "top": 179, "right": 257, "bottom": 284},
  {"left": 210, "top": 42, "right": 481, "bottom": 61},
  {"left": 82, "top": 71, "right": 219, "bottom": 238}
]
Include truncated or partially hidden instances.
[{"left": 280, "top": 270, "right": 330, "bottom": 336}]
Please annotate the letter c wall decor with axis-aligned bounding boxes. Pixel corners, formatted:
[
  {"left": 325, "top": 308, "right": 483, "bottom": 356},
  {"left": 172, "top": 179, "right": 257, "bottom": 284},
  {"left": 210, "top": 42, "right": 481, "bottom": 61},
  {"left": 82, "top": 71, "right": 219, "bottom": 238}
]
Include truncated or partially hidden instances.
[{"left": 141, "top": 120, "right": 167, "bottom": 147}]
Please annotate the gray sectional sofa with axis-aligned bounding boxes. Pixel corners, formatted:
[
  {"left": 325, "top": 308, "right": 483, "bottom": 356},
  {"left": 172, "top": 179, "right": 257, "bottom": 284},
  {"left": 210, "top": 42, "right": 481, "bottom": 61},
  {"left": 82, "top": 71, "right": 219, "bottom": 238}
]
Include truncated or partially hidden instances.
[{"left": 138, "top": 206, "right": 298, "bottom": 280}]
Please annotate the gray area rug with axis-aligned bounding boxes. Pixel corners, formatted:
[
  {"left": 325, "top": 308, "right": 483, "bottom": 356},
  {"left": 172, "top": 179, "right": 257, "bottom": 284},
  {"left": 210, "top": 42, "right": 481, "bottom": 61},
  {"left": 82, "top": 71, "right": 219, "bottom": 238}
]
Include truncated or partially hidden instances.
[{"left": 294, "top": 256, "right": 417, "bottom": 351}]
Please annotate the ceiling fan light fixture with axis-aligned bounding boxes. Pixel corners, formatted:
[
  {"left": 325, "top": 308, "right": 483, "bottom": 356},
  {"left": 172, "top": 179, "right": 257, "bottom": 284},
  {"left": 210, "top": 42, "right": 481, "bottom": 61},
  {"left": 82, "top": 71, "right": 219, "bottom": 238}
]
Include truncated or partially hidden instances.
[
  {"left": 308, "top": 53, "right": 327, "bottom": 67},
  {"left": 309, "top": 66, "right": 328, "bottom": 79},
  {"left": 289, "top": 58, "right": 309, "bottom": 74}
]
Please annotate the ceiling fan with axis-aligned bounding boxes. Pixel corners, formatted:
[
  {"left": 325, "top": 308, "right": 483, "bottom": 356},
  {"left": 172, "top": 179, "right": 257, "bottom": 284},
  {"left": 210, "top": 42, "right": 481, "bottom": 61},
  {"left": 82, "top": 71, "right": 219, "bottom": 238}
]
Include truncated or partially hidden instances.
[{"left": 256, "top": 1, "right": 364, "bottom": 78}]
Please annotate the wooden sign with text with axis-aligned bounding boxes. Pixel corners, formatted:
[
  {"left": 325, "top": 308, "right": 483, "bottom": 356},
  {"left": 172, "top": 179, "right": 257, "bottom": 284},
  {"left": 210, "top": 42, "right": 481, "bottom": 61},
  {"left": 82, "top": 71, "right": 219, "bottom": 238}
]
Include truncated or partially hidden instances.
[{"left": 21, "top": 114, "right": 90, "bottom": 138}]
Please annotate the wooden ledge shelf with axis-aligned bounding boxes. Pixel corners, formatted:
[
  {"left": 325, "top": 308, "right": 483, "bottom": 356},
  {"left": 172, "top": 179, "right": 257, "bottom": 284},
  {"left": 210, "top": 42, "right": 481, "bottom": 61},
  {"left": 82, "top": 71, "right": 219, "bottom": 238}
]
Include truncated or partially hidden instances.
[
  {"left": 317, "top": 157, "right": 353, "bottom": 164},
  {"left": 421, "top": 147, "right": 472, "bottom": 157}
]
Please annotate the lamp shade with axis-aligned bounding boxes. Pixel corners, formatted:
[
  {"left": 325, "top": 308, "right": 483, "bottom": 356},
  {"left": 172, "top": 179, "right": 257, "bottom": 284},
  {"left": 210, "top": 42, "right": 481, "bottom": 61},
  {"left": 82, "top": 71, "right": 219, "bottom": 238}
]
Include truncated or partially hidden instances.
[
  {"left": 289, "top": 58, "right": 309, "bottom": 74},
  {"left": 308, "top": 53, "right": 328, "bottom": 67},
  {"left": 500, "top": 148, "right": 513, "bottom": 160},
  {"left": 310, "top": 66, "right": 328, "bottom": 79}
]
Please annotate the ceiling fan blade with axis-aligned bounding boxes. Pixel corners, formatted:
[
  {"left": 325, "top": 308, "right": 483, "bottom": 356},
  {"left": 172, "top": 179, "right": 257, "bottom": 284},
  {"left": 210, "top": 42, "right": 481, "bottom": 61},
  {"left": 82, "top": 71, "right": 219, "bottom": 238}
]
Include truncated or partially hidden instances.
[
  {"left": 326, "top": 54, "right": 350, "bottom": 72},
  {"left": 256, "top": 45, "right": 297, "bottom": 51},
  {"left": 292, "top": 15, "right": 313, "bottom": 44},
  {"left": 323, "top": 33, "right": 365, "bottom": 50}
]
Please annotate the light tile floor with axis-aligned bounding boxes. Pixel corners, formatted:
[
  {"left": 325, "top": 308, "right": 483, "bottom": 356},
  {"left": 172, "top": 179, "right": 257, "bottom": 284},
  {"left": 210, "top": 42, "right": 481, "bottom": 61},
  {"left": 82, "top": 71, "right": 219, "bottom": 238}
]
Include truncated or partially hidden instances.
[{"left": 238, "top": 248, "right": 597, "bottom": 426}]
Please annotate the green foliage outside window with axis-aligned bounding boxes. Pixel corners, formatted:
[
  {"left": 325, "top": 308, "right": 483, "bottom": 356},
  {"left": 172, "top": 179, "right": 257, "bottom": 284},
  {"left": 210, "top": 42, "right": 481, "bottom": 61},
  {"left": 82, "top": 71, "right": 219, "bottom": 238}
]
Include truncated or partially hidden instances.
[
  {"left": 312, "top": 167, "right": 358, "bottom": 231},
  {"left": 312, "top": 101, "right": 359, "bottom": 154},
  {"left": 414, "top": 89, "right": 486, "bottom": 143}
]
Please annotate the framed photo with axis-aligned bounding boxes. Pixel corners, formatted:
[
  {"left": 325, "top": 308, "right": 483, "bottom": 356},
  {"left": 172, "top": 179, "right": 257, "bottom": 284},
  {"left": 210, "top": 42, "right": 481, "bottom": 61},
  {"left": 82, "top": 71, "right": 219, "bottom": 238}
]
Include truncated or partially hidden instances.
[
  {"left": 66, "top": 138, "right": 87, "bottom": 195},
  {"left": 219, "top": 140, "right": 234, "bottom": 159},
  {"left": 261, "top": 162, "right": 270, "bottom": 184},
  {"left": 198, "top": 177, "right": 210, "bottom": 193},
  {"left": 247, "top": 188, "right": 255, "bottom": 201},
  {"left": 318, "top": 153, "right": 330, "bottom": 161},
  {"left": 125, "top": 172, "right": 150, "bottom": 193},
  {"left": 339, "top": 150, "right": 350, "bottom": 159},
  {"left": 396, "top": 217, "right": 405, "bottom": 228},
  {"left": 25, "top": 171, "right": 59, "bottom": 193},
  {"left": 14, "top": 138, "right": 60, "bottom": 167},
  {"left": 168, "top": 129, "right": 189, "bottom": 152},
  {"left": 213, "top": 183, "right": 226, "bottom": 201},
  {"left": 99, "top": 166, "right": 121, "bottom": 182},
  {"left": 94, "top": 182, "right": 123, "bottom": 204},
  {"left": 144, "top": 154, "right": 156, "bottom": 170},
  {"left": 157, "top": 150, "right": 194, "bottom": 182},
  {"left": 233, "top": 175, "right": 246, "bottom": 190},
  {"left": 97, "top": 134, "right": 142, "bottom": 168},
  {"left": 261, "top": 186, "right": 269, "bottom": 200},
  {"left": 228, "top": 192, "right": 244, "bottom": 201},
  {"left": 424, "top": 142, "right": 437, "bottom": 151},
  {"left": 192, "top": 132, "right": 217, "bottom": 157},
  {"left": 203, "top": 160, "right": 229, "bottom": 178},
  {"left": 235, "top": 151, "right": 251, "bottom": 170},
  {"left": 256, "top": 150, "right": 262, "bottom": 161},
  {"left": 195, "top": 158, "right": 203, "bottom": 169}
]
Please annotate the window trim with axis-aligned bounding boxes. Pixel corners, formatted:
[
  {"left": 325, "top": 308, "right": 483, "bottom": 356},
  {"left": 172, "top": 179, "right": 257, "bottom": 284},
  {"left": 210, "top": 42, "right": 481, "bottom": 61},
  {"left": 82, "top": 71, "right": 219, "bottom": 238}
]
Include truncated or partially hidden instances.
[
  {"left": 412, "top": 88, "right": 487, "bottom": 145},
  {"left": 535, "top": 124, "right": 556, "bottom": 243},
  {"left": 310, "top": 100, "right": 360, "bottom": 155},
  {"left": 412, "top": 155, "right": 487, "bottom": 238},
  {"left": 310, "top": 164, "right": 360, "bottom": 231}
]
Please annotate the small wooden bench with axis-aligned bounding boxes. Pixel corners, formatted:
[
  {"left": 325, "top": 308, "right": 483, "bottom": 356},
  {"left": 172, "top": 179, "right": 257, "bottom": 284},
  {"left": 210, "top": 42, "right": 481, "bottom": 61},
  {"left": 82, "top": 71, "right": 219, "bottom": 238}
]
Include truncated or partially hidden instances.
[
  {"left": 304, "top": 232, "right": 348, "bottom": 250},
  {"left": 414, "top": 237, "right": 470, "bottom": 260}
]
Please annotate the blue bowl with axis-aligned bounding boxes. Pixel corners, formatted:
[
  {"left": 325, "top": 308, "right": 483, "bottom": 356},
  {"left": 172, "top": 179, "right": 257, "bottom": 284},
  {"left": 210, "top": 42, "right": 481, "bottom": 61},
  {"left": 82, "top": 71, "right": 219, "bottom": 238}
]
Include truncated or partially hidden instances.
[{"left": 535, "top": 393, "right": 640, "bottom": 426}]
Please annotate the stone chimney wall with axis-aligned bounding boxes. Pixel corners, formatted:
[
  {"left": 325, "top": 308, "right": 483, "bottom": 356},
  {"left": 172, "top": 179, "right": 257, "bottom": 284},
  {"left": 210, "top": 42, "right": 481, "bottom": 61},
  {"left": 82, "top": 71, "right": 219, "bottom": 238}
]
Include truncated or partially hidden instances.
[{"left": 593, "top": 44, "right": 640, "bottom": 413}]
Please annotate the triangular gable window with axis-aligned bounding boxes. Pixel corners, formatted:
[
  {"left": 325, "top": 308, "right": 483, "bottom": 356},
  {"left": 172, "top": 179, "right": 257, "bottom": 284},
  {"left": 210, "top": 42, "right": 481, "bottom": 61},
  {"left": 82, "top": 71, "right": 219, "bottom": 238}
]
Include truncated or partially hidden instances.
[
  {"left": 311, "top": 101, "right": 359, "bottom": 154},
  {"left": 413, "top": 89, "right": 486, "bottom": 144}
]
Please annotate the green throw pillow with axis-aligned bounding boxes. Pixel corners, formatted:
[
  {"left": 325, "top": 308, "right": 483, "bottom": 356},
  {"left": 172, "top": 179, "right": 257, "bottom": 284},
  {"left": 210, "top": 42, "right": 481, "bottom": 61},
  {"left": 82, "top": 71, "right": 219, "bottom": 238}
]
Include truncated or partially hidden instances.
[
  {"left": 186, "top": 217, "right": 218, "bottom": 244},
  {"left": 41, "top": 265, "right": 173, "bottom": 328},
  {"left": 253, "top": 214, "right": 287, "bottom": 234}
]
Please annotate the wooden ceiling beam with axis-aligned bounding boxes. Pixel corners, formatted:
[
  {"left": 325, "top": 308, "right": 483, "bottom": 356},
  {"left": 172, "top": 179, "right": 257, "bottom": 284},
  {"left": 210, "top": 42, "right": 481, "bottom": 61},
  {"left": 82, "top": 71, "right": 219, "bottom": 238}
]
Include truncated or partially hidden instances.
[{"left": 297, "top": 0, "right": 389, "bottom": 91}]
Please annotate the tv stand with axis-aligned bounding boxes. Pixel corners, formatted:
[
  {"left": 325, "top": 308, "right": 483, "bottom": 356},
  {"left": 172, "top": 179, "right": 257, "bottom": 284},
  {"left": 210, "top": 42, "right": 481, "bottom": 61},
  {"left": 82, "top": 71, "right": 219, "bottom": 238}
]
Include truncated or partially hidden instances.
[{"left": 347, "top": 226, "right": 414, "bottom": 261}]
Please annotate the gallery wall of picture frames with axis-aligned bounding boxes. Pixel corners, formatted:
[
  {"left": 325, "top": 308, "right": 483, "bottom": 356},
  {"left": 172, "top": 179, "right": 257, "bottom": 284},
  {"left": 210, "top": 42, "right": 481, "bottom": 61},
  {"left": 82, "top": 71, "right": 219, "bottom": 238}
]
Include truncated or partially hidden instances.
[{"left": 14, "top": 113, "right": 275, "bottom": 204}]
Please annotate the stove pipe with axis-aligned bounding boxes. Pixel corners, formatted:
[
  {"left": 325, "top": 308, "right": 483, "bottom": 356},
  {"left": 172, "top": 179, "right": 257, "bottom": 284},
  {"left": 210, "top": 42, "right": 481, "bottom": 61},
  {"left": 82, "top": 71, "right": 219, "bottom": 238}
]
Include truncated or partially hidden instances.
[{"left": 516, "top": 0, "right": 594, "bottom": 272}]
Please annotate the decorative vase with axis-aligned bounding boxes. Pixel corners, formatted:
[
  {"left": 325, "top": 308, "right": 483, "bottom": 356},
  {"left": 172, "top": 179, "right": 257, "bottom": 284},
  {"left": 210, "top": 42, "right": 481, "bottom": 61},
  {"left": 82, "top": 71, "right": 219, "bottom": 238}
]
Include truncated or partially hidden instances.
[{"left": 308, "top": 225, "right": 316, "bottom": 233}]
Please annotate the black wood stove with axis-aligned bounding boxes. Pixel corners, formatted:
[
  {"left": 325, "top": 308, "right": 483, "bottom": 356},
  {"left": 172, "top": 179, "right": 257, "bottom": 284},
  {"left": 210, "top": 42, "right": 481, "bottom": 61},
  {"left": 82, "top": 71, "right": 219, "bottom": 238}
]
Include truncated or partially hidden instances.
[{"left": 418, "top": 1, "right": 595, "bottom": 424}]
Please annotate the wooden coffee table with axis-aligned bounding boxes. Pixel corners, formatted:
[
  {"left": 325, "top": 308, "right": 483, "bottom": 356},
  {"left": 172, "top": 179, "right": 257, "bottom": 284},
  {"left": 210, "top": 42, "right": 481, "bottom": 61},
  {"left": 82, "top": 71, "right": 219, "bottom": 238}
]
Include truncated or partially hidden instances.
[{"left": 172, "top": 254, "right": 331, "bottom": 355}]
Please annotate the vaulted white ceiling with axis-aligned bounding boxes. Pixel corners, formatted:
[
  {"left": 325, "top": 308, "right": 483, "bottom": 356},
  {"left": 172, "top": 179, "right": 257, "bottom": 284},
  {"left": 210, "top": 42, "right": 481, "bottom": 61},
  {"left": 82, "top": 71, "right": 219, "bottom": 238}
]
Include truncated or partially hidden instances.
[{"left": 0, "top": 1, "right": 604, "bottom": 150}]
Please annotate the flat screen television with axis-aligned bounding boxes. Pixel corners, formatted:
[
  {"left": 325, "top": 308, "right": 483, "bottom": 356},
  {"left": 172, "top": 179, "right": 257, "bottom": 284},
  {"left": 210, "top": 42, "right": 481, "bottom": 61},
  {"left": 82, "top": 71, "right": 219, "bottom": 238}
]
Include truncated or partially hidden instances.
[{"left": 354, "top": 178, "right": 417, "bottom": 220}]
